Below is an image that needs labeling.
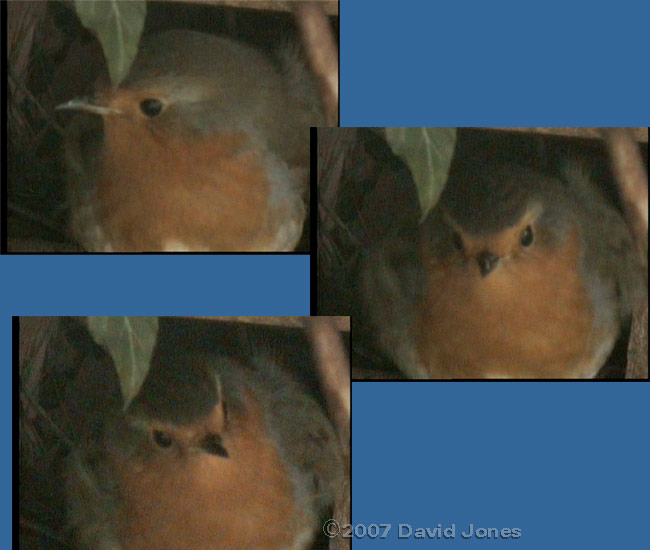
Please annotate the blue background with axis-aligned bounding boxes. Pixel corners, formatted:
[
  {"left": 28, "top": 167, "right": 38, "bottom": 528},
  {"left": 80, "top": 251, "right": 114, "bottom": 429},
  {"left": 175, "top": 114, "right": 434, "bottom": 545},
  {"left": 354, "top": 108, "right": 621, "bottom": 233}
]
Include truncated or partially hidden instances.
[
  {"left": 341, "top": 0, "right": 650, "bottom": 126},
  {"left": 2, "top": 255, "right": 310, "bottom": 315},
  {"left": 352, "top": 382, "right": 649, "bottom": 548}
]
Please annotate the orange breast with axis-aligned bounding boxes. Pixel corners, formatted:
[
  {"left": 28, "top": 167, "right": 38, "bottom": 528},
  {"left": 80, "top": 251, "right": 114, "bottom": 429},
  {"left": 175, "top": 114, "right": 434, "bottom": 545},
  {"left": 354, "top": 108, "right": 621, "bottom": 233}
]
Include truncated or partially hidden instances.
[
  {"left": 111, "top": 390, "right": 308, "bottom": 550},
  {"left": 415, "top": 228, "right": 604, "bottom": 378},
  {"left": 95, "top": 118, "right": 280, "bottom": 252}
]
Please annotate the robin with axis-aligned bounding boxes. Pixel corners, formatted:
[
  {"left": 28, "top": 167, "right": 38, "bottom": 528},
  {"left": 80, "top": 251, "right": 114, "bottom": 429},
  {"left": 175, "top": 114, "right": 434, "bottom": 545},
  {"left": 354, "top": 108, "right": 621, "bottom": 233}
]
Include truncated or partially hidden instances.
[
  {"left": 65, "top": 351, "right": 343, "bottom": 549},
  {"left": 58, "top": 30, "right": 321, "bottom": 252},
  {"left": 362, "top": 162, "right": 647, "bottom": 378}
]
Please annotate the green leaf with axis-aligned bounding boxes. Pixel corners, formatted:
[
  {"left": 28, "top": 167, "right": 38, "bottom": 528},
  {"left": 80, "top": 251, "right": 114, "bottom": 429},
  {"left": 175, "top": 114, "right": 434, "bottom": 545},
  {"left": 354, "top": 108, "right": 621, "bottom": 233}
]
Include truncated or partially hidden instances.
[
  {"left": 385, "top": 127, "right": 457, "bottom": 221},
  {"left": 87, "top": 316, "right": 159, "bottom": 410},
  {"left": 74, "top": 0, "right": 146, "bottom": 86}
]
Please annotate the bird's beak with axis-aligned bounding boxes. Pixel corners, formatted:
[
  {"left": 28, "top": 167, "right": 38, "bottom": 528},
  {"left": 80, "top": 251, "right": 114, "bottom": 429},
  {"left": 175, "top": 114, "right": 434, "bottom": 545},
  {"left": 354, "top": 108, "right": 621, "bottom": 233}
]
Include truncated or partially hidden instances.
[{"left": 56, "top": 96, "right": 122, "bottom": 116}]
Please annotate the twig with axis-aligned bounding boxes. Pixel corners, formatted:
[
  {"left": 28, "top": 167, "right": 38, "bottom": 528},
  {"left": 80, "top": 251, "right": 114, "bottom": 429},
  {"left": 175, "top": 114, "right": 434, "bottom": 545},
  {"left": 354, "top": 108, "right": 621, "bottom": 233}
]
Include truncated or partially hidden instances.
[
  {"left": 293, "top": 3, "right": 339, "bottom": 125},
  {"left": 306, "top": 317, "right": 350, "bottom": 550},
  {"left": 601, "top": 128, "right": 649, "bottom": 275},
  {"left": 306, "top": 317, "right": 350, "bottom": 438},
  {"left": 626, "top": 304, "right": 648, "bottom": 379},
  {"left": 601, "top": 128, "right": 649, "bottom": 379}
]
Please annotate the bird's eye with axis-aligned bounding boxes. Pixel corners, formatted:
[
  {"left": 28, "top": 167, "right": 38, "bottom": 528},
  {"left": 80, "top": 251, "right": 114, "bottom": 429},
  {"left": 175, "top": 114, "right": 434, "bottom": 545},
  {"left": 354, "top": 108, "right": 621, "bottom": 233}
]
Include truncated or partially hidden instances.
[
  {"left": 201, "top": 433, "right": 229, "bottom": 458},
  {"left": 140, "top": 98, "right": 163, "bottom": 117},
  {"left": 452, "top": 231, "right": 464, "bottom": 251},
  {"left": 153, "top": 430, "right": 173, "bottom": 448},
  {"left": 520, "top": 225, "right": 534, "bottom": 247}
]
